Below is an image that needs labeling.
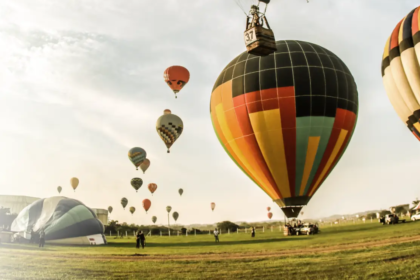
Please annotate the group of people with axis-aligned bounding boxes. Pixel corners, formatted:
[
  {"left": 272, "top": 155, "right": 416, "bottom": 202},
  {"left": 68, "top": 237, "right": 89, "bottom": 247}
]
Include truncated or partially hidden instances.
[{"left": 135, "top": 230, "right": 146, "bottom": 249}]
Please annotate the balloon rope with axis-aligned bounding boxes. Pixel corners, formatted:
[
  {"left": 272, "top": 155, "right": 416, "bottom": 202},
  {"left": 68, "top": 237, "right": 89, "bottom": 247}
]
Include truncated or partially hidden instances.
[{"left": 234, "top": 0, "right": 248, "bottom": 16}]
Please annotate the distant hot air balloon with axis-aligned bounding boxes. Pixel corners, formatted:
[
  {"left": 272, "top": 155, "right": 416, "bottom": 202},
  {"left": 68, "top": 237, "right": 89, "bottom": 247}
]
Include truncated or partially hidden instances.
[
  {"left": 121, "top": 198, "right": 128, "bottom": 210},
  {"left": 108, "top": 206, "right": 113, "bottom": 214},
  {"left": 152, "top": 216, "right": 157, "bottom": 224},
  {"left": 301, "top": 212, "right": 304, "bottom": 216},
  {"left": 140, "top": 158, "right": 150, "bottom": 174},
  {"left": 148, "top": 183, "right": 157, "bottom": 195},
  {"left": 382, "top": 6, "right": 420, "bottom": 141},
  {"left": 172, "top": 211, "right": 179, "bottom": 222},
  {"left": 156, "top": 110, "right": 183, "bottom": 153},
  {"left": 210, "top": 40, "right": 358, "bottom": 218},
  {"left": 178, "top": 189, "right": 183, "bottom": 196},
  {"left": 129, "top": 207, "right": 136, "bottom": 215},
  {"left": 268, "top": 212, "right": 273, "bottom": 219},
  {"left": 143, "top": 199, "right": 151, "bottom": 213},
  {"left": 131, "top": 178, "right": 143, "bottom": 192},
  {"left": 70, "top": 177, "right": 79, "bottom": 192},
  {"left": 267, "top": 207, "right": 271, "bottom": 212},
  {"left": 164, "top": 66, "right": 190, "bottom": 98},
  {"left": 128, "top": 147, "right": 147, "bottom": 170},
  {"left": 211, "top": 202, "right": 216, "bottom": 211},
  {"left": 57, "top": 186, "right": 62, "bottom": 194},
  {"left": 166, "top": 206, "right": 172, "bottom": 213}
]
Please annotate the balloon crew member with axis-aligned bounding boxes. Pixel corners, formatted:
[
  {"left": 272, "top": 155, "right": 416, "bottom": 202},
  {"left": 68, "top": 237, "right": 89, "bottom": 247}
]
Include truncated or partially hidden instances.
[
  {"left": 139, "top": 231, "right": 146, "bottom": 249},
  {"left": 251, "top": 227, "right": 255, "bottom": 238},
  {"left": 39, "top": 229, "right": 45, "bottom": 248},
  {"left": 214, "top": 228, "right": 219, "bottom": 243},
  {"left": 136, "top": 231, "right": 141, "bottom": 249}
]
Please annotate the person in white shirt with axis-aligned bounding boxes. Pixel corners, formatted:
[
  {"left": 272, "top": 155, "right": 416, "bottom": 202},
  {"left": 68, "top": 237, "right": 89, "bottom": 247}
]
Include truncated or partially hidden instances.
[{"left": 213, "top": 228, "right": 219, "bottom": 243}]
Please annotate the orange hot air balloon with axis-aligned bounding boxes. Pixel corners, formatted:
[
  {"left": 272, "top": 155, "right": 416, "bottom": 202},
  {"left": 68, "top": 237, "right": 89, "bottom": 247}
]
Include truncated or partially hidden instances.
[
  {"left": 267, "top": 207, "right": 271, "bottom": 212},
  {"left": 148, "top": 183, "right": 157, "bottom": 195},
  {"left": 140, "top": 158, "right": 150, "bottom": 174},
  {"left": 164, "top": 66, "right": 190, "bottom": 98},
  {"left": 211, "top": 202, "right": 216, "bottom": 211},
  {"left": 268, "top": 212, "right": 273, "bottom": 219},
  {"left": 143, "top": 199, "right": 151, "bottom": 213}
]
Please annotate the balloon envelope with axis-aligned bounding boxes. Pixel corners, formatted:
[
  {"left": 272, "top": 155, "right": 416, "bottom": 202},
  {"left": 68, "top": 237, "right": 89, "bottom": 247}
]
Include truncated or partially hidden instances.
[
  {"left": 211, "top": 203, "right": 216, "bottom": 211},
  {"left": 70, "top": 178, "right": 79, "bottom": 192},
  {"left": 268, "top": 212, "right": 273, "bottom": 219},
  {"left": 57, "top": 186, "right": 62, "bottom": 194},
  {"left": 382, "top": 6, "right": 420, "bottom": 141},
  {"left": 129, "top": 206, "right": 136, "bottom": 215},
  {"left": 143, "top": 199, "right": 151, "bottom": 213},
  {"left": 148, "top": 183, "right": 157, "bottom": 195},
  {"left": 131, "top": 178, "right": 143, "bottom": 192},
  {"left": 178, "top": 189, "right": 183, "bottom": 196},
  {"left": 166, "top": 206, "right": 172, "bottom": 213},
  {"left": 156, "top": 110, "right": 183, "bottom": 153},
  {"left": 121, "top": 198, "right": 128, "bottom": 209},
  {"left": 172, "top": 211, "right": 179, "bottom": 221},
  {"left": 152, "top": 216, "right": 157, "bottom": 224},
  {"left": 267, "top": 207, "right": 271, "bottom": 212},
  {"left": 210, "top": 40, "right": 358, "bottom": 218},
  {"left": 128, "top": 147, "right": 147, "bottom": 170},
  {"left": 108, "top": 206, "right": 113, "bottom": 214},
  {"left": 140, "top": 159, "right": 150, "bottom": 174},
  {"left": 164, "top": 66, "right": 190, "bottom": 97}
]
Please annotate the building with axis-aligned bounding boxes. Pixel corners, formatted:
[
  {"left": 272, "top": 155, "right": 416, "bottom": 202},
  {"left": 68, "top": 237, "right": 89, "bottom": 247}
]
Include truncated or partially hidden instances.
[
  {"left": 92, "top": 208, "right": 108, "bottom": 225},
  {"left": 0, "top": 195, "right": 40, "bottom": 214}
]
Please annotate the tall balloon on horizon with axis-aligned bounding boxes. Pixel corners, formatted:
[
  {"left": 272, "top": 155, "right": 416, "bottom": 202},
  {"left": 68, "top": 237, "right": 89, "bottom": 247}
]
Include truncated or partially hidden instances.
[
  {"left": 382, "top": 6, "right": 420, "bottom": 141},
  {"left": 140, "top": 159, "right": 150, "bottom": 174},
  {"left": 156, "top": 110, "right": 183, "bottom": 153},
  {"left": 70, "top": 178, "right": 79, "bottom": 192},
  {"left": 148, "top": 183, "right": 157, "bottom": 195},
  {"left": 210, "top": 40, "right": 358, "bottom": 218},
  {"left": 108, "top": 206, "right": 113, "bottom": 214},
  {"left": 164, "top": 66, "right": 190, "bottom": 98},
  {"left": 128, "top": 147, "right": 147, "bottom": 170}
]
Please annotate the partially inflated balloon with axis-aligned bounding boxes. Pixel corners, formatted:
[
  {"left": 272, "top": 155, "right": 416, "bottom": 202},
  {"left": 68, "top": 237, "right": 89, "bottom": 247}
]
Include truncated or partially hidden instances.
[
  {"left": 210, "top": 40, "right": 358, "bottom": 218},
  {"left": 128, "top": 147, "right": 147, "bottom": 170},
  {"left": 211, "top": 202, "right": 215, "bottom": 211},
  {"left": 178, "top": 189, "right": 183, "bottom": 196},
  {"left": 148, "top": 183, "right": 157, "bottom": 195},
  {"left": 129, "top": 206, "right": 136, "bottom": 215},
  {"left": 268, "top": 212, "right": 273, "bottom": 219},
  {"left": 382, "top": 6, "right": 420, "bottom": 141},
  {"left": 267, "top": 207, "right": 271, "bottom": 212},
  {"left": 172, "top": 211, "right": 179, "bottom": 221},
  {"left": 108, "top": 206, "right": 113, "bottom": 214},
  {"left": 152, "top": 216, "right": 157, "bottom": 224},
  {"left": 131, "top": 178, "right": 143, "bottom": 192},
  {"left": 57, "top": 186, "right": 62, "bottom": 194},
  {"left": 156, "top": 110, "right": 183, "bottom": 153},
  {"left": 121, "top": 198, "right": 128, "bottom": 209},
  {"left": 70, "top": 178, "right": 79, "bottom": 192},
  {"left": 140, "top": 159, "right": 150, "bottom": 174},
  {"left": 164, "top": 66, "right": 190, "bottom": 98},
  {"left": 143, "top": 199, "right": 151, "bottom": 213},
  {"left": 166, "top": 206, "right": 172, "bottom": 213}
]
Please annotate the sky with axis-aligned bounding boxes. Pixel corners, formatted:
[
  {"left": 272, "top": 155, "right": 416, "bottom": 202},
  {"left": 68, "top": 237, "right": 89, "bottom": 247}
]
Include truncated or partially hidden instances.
[{"left": 0, "top": 0, "right": 420, "bottom": 225}]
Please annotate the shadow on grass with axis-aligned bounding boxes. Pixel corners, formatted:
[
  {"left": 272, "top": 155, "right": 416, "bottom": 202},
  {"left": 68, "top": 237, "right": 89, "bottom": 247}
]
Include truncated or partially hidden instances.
[{"left": 0, "top": 243, "right": 54, "bottom": 251}]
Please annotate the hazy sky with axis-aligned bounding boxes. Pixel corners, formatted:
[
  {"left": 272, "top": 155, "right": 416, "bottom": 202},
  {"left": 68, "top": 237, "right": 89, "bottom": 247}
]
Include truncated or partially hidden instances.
[{"left": 0, "top": 0, "right": 419, "bottom": 225}]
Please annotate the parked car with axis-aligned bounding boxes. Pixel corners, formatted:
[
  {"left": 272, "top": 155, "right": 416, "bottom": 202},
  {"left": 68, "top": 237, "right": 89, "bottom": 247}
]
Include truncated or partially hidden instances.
[
  {"left": 296, "top": 223, "right": 319, "bottom": 235},
  {"left": 411, "top": 213, "right": 420, "bottom": 221}
]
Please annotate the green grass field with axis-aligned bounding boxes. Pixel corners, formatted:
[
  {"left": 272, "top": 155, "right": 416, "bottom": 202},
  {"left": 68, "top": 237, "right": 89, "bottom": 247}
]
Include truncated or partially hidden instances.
[{"left": 1, "top": 221, "right": 420, "bottom": 279}]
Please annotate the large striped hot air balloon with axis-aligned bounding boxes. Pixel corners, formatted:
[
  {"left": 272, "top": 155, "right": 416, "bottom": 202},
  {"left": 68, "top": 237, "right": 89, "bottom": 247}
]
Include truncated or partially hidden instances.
[
  {"left": 128, "top": 147, "right": 147, "bottom": 170},
  {"left": 210, "top": 40, "right": 358, "bottom": 218},
  {"left": 382, "top": 6, "right": 420, "bottom": 141}
]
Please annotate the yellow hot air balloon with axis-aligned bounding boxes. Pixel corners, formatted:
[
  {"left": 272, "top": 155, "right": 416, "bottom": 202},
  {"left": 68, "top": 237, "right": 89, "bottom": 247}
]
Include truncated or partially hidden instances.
[
  {"left": 210, "top": 40, "right": 358, "bottom": 218},
  {"left": 382, "top": 6, "right": 420, "bottom": 141},
  {"left": 156, "top": 109, "right": 183, "bottom": 153},
  {"left": 70, "top": 177, "right": 79, "bottom": 192}
]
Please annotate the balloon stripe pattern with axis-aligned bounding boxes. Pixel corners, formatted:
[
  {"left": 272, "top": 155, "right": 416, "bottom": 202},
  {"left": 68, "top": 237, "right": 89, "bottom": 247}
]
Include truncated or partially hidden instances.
[
  {"left": 156, "top": 110, "right": 183, "bottom": 153},
  {"left": 210, "top": 41, "right": 358, "bottom": 215},
  {"left": 382, "top": 7, "right": 420, "bottom": 141}
]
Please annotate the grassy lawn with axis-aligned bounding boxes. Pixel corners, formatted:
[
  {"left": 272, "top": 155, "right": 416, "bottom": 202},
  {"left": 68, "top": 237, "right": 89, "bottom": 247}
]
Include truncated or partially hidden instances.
[{"left": 1, "top": 221, "right": 420, "bottom": 279}]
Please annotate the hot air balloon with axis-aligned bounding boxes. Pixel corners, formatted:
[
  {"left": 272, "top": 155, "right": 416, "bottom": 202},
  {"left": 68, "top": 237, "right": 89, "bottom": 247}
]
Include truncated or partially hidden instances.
[
  {"left": 128, "top": 147, "right": 147, "bottom": 170},
  {"left": 268, "top": 212, "right": 273, "bottom": 219},
  {"left": 166, "top": 206, "right": 172, "bottom": 213},
  {"left": 164, "top": 66, "right": 190, "bottom": 98},
  {"left": 211, "top": 202, "right": 216, "bottom": 211},
  {"left": 140, "top": 158, "right": 150, "bottom": 174},
  {"left": 152, "top": 216, "right": 157, "bottom": 224},
  {"left": 143, "top": 199, "right": 151, "bottom": 213},
  {"left": 210, "top": 40, "right": 358, "bottom": 218},
  {"left": 70, "top": 177, "right": 79, "bottom": 192},
  {"left": 129, "top": 207, "right": 136, "bottom": 215},
  {"left": 267, "top": 207, "right": 271, "bottom": 212},
  {"left": 382, "top": 6, "right": 420, "bottom": 141},
  {"left": 156, "top": 110, "right": 183, "bottom": 153},
  {"left": 148, "top": 183, "right": 157, "bottom": 195},
  {"left": 172, "top": 211, "right": 179, "bottom": 222},
  {"left": 57, "top": 186, "right": 62, "bottom": 194},
  {"left": 131, "top": 178, "right": 143, "bottom": 192},
  {"left": 178, "top": 189, "right": 183, "bottom": 196},
  {"left": 108, "top": 206, "right": 113, "bottom": 214},
  {"left": 121, "top": 198, "right": 128, "bottom": 210}
]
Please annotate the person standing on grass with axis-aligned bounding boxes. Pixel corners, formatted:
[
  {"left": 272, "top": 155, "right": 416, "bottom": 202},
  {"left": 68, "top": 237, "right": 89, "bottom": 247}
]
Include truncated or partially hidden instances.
[
  {"left": 251, "top": 227, "right": 255, "bottom": 238},
  {"left": 139, "top": 231, "right": 146, "bottom": 249},
  {"left": 136, "top": 231, "right": 141, "bottom": 249},
  {"left": 39, "top": 229, "right": 45, "bottom": 248},
  {"left": 214, "top": 228, "right": 219, "bottom": 243}
]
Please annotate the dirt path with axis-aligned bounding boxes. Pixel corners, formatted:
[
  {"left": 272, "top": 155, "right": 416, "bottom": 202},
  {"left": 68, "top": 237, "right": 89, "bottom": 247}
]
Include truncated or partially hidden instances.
[{"left": 3, "top": 235, "right": 420, "bottom": 261}]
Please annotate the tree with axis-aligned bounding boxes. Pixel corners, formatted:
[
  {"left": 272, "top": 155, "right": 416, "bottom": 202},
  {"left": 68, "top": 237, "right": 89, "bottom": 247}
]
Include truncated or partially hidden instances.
[
  {"left": 366, "top": 213, "right": 377, "bottom": 220},
  {"left": 217, "top": 221, "right": 240, "bottom": 232}
]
